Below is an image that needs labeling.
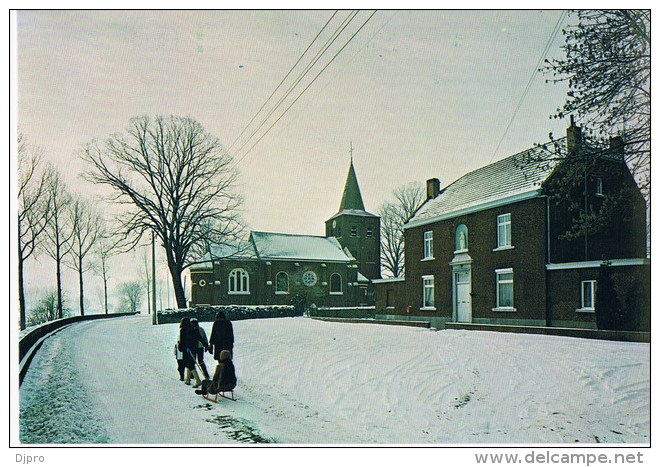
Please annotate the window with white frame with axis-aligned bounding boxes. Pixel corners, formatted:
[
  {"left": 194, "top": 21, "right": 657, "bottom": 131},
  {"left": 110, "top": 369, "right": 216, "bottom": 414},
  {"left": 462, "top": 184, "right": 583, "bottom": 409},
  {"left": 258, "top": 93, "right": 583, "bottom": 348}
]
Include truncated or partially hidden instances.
[
  {"left": 495, "top": 268, "right": 514, "bottom": 309},
  {"left": 228, "top": 268, "right": 250, "bottom": 294},
  {"left": 581, "top": 280, "right": 596, "bottom": 310},
  {"left": 423, "top": 231, "right": 434, "bottom": 259},
  {"left": 497, "top": 213, "right": 512, "bottom": 248},
  {"left": 330, "top": 273, "right": 343, "bottom": 294},
  {"left": 596, "top": 178, "right": 604, "bottom": 196},
  {"left": 275, "top": 271, "right": 289, "bottom": 294},
  {"left": 351, "top": 225, "right": 358, "bottom": 237},
  {"left": 422, "top": 275, "right": 435, "bottom": 309}
]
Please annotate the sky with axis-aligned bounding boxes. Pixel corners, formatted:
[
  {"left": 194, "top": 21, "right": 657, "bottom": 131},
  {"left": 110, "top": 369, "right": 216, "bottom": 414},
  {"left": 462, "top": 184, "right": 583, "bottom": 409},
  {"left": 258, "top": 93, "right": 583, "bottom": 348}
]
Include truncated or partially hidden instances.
[{"left": 13, "top": 9, "right": 573, "bottom": 312}]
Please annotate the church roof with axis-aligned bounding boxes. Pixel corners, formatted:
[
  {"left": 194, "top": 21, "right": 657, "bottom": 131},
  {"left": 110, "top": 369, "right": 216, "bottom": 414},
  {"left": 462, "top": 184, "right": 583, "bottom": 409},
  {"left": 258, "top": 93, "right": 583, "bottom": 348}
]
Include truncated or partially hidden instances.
[
  {"left": 340, "top": 161, "right": 366, "bottom": 211},
  {"left": 327, "top": 160, "right": 377, "bottom": 221},
  {"left": 189, "top": 241, "right": 258, "bottom": 270},
  {"left": 406, "top": 142, "right": 562, "bottom": 229},
  {"left": 250, "top": 231, "right": 355, "bottom": 263}
]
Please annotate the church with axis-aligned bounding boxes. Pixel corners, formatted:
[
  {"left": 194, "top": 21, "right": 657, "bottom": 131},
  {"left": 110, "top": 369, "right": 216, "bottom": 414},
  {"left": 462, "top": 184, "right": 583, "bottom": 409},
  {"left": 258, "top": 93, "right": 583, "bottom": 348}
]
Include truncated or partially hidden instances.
[{"left": 188, "top": 158, "right": 381, "bottom": 309}]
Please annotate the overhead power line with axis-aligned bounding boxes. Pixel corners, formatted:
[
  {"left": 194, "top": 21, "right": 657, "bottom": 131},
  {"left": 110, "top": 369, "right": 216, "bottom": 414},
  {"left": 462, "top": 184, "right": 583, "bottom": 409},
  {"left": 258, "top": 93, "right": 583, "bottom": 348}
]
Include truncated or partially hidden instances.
[
  {"left": 228, "top": 10, "right": 339, "bottom": 153},
  {"left": 488, "top": 10, "right": 567, "bottom": 163},
  {"left": 234, "top": 10, "right": 377, "bottom": 166},
  {"left": 232, "top": 10, "right": 360, "bottom": 160}
]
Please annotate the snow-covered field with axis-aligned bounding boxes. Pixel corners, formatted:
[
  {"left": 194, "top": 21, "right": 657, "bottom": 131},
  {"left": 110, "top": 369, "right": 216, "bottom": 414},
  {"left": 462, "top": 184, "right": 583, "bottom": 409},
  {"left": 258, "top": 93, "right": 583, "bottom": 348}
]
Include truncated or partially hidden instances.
[{"left": 19, "top": 314, "right": 650, "bottom": 445}]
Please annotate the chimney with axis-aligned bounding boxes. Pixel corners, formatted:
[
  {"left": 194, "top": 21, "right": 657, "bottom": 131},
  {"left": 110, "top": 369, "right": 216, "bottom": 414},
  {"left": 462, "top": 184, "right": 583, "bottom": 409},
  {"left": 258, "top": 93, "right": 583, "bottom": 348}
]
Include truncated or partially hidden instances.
[
  {"left": 566, "top": 115, "right": 582, "bottom": 153},
  {"left": 609, "top": 136, "right": 624, "bottom": 159},
  {"left": 426, "top": 178, "right": 440, "bottom": 200}
]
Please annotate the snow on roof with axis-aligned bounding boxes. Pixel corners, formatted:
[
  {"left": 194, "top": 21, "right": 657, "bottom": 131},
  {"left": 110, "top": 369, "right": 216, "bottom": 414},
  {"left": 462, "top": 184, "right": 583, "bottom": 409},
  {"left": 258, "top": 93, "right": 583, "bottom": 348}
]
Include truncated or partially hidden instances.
[
  {"left": 189, "top": 241, "right": 257, "bottom": 270},
  {"left": 250, "top": 231, "right": 354, "bottom": 262},
  {"left": 407, "top": 142, "right": 561, "bottom": 228},
  {"left": 326, "top": 208, "right": 379, "bottom": 222},
  {"left": 210, "top": 241, "right": 258, "bottom": 260}
]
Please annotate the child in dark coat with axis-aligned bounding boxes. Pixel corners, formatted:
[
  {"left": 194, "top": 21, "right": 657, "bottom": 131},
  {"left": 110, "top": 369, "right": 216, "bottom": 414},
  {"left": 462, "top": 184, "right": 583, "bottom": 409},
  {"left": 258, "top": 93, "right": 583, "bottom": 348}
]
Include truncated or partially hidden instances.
[
  {"left": 174, "top": 341, "right": 185, "bottom": 381},
  {"left": 179, "top": 317, "right": 203, "bottom": 387}
]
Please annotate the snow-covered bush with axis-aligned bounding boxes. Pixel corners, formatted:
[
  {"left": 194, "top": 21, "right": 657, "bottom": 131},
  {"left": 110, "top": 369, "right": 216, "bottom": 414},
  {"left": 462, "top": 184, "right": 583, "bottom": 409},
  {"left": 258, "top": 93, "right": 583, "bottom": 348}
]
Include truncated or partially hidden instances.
[{"left": 156, "top": 304, "right": 299, "bottom": 324}]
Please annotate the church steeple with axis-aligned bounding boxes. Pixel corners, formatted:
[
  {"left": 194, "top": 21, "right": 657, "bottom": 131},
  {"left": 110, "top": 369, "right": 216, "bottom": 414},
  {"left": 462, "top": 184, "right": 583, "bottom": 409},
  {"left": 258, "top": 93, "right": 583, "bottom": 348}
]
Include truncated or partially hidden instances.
[
  {"left": 325, "top": 146, "right": 381, "bottom": 289},
  {"left": 339, "top": 158, "right": 366, "bottom": 212}
]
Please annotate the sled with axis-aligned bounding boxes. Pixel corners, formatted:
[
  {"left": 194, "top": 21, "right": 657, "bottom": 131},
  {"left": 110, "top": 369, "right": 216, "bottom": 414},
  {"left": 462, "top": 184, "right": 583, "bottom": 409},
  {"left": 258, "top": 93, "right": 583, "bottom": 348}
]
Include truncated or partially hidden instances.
[{"left": 202, "top": 390, "right": 236, "bottom": 402}]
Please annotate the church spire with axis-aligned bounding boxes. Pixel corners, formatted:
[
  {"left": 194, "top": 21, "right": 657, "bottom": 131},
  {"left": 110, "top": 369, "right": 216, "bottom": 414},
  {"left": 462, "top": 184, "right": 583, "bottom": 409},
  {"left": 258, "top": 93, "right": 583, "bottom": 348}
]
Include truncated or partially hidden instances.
[{"left": 339, "top": 146, "right": 365, "bottom": 212}]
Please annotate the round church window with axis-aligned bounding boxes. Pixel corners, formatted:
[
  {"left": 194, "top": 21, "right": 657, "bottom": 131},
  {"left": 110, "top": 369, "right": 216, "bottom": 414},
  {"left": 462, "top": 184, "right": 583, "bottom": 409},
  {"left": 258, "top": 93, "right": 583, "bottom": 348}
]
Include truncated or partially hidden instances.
[
  {"left": 302, "top": 271, "right": 318, "bottom": 287},
  {"left": 199, "top": 279, "right": 207, "bottom": 287}
]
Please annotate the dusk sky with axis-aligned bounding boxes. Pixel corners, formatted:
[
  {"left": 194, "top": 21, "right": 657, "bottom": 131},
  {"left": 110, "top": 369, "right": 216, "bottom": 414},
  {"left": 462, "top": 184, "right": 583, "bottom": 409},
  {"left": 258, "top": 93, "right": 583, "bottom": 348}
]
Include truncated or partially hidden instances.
[{"left": 14, "top": 9, "right": 573, "bottom": 309}]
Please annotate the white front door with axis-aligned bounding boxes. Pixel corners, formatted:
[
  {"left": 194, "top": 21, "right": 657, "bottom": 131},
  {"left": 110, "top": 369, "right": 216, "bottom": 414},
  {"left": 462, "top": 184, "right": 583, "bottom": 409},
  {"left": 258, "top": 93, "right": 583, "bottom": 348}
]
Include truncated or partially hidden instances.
[{"left": 455, "top": 270, "right": 471, "bottom": 323}]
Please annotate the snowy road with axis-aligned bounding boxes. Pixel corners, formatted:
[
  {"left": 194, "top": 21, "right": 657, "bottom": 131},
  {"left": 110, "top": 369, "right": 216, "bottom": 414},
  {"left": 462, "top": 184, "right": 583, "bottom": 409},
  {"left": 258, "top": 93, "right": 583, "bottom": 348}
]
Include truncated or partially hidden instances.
[{"left": 19, "top": 314, "right": 650, "bottom": 445}]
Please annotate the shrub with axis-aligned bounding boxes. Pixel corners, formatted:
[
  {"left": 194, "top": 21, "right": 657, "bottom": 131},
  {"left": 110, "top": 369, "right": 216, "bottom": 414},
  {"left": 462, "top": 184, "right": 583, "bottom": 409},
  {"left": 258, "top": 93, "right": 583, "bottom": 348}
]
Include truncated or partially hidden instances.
[
  {"left": 27, "top": 290, "right": 71, "bottom": 327},
  {"left": 156, "top": 304, "right": 299, "bottom": 324}
]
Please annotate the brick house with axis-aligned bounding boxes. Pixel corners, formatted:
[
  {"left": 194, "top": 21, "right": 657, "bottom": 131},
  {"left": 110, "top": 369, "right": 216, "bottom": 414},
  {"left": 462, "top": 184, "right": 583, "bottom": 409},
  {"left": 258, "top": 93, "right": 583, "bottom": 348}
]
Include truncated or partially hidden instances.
[
  {"left": 374, "top": 121, "right": 649, "bottom": 331},
  {"left": 189, "top": 159, "right": 380, "bottom": 308}
]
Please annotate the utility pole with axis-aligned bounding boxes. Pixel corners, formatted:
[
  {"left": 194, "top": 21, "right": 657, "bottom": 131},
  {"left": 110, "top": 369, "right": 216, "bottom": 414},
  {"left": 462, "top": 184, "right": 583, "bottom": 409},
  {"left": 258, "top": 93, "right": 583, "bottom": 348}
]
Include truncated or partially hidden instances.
[{"left": 152, "top": 231, "right": 157, "bottom": 325}]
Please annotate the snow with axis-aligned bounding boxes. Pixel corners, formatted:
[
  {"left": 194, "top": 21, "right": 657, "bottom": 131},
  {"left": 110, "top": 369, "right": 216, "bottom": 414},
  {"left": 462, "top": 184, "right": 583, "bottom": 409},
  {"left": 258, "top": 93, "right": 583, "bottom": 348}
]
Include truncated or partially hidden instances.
[
  {"left": 251, "top": 231, "right": 352, "bottom": 262},
  {"left": 19, "top": 314, "right": 649, "bottom": 447}
]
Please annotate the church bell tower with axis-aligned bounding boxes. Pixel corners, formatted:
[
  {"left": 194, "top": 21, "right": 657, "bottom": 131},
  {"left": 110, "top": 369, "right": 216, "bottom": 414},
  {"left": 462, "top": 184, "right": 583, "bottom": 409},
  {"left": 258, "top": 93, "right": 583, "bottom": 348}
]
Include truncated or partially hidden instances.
[{"left": 325, "top": 146, "right": 381, "bottom": 285}]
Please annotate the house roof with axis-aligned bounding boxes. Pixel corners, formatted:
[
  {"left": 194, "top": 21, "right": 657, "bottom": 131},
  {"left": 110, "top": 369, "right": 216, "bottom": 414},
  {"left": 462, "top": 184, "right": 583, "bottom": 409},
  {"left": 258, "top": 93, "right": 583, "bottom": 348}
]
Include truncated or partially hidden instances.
[
  {"left": 406, "top": 142, "right": 563, "bottom": 229},
  {"left": 250, "top": 231, "right": 355, "bottom": 263}
]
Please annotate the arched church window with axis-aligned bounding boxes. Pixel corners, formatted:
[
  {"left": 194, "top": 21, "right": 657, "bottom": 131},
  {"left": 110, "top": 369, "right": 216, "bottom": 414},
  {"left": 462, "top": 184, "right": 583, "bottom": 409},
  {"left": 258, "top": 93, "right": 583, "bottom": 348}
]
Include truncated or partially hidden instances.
[
  {"left": 330, "top": 273, "right": 343, "bottom": 295},
  {"left": 228, "top": 268, "right": 250, "bottom": 294},
  {"left": 275, "top": 272, "right": 289, "bottom": 294}
]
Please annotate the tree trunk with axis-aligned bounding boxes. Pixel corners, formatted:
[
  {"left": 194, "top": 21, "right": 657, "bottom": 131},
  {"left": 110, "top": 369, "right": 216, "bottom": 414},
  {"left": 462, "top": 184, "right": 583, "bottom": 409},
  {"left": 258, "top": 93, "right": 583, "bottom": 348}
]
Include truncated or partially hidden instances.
[
  {"left": 103, "top": 277, "right": 108, "bottom": 314},
  {"left": 78, "top": 255, "right": 85, "bottom": 316},
  {"left": 102, "top": 265, "right": 109, "bottom": 314},
  {"left": 171, "top": 271, "right": 187, "bottom": 309},
  {"left": 167, "top": 260, "right": 186, "bottom": 309},
  {"left": 18, "top": 248, "right": 26, "bottom": 330},
  {"left": 56, "top": 246, "right": 63, "bottom": 320}
]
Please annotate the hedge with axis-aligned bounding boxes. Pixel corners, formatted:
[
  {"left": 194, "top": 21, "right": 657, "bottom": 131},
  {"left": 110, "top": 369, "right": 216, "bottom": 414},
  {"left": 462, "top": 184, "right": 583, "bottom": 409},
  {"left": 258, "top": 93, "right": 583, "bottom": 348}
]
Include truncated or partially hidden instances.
[
  {"left": 307, "top": 306, "right": 376, "bottom": 320},
  {"left": 156, "top": 305, "right": 300, "bottom": 324}
]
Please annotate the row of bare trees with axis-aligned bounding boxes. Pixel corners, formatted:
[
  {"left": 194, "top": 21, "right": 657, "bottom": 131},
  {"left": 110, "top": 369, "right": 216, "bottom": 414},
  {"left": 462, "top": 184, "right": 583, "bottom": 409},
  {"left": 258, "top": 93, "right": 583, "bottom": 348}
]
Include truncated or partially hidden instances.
[
  {"left": 17, "top": 132, "right": 122, "bottom": 329},
  {"left": 18, "top": 115, "right": 245, "bottom": 328}
]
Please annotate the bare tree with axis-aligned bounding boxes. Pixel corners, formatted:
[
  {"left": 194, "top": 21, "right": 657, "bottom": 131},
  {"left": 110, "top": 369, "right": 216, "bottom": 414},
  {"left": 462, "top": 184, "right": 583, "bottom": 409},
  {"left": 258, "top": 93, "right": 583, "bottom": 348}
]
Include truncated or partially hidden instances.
[
  {"left": 82, "top": 115, "right": 244, "bottom": 309},
  {"left": 43, "top": 170, "right": 75, "bottom": 319},
  {"left": 67, "top": 197, "right": 102, "bottom": 316},
  {"left": 17, "top": 132, "right": 51, "bottom": 329},
  {"left": 93, "top": 231, "right": 122, "bottom": 315},
  {"left": 542, "top": 10, "right": 650, "bottom": 200},
  {"left": 117, "top": 281, "right": 144, "bottom": 313},
  {"left": 379, "top": 182, "right": 426, "bottom": 277}
]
